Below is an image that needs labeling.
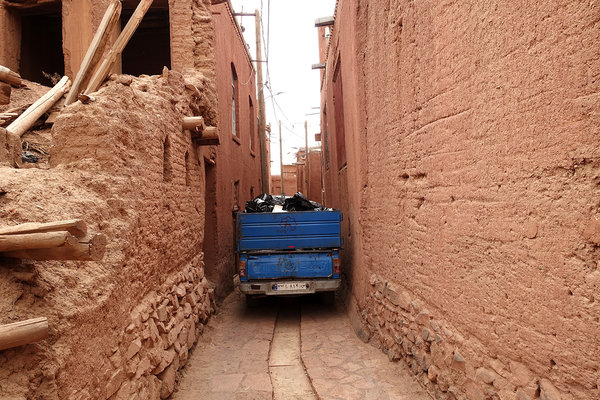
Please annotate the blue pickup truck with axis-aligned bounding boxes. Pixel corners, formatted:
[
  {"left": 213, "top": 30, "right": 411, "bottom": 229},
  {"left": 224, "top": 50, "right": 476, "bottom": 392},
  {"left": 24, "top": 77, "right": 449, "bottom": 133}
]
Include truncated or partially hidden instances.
[{"left": 236, "top": 210, "right": 342, "bottom": 303}]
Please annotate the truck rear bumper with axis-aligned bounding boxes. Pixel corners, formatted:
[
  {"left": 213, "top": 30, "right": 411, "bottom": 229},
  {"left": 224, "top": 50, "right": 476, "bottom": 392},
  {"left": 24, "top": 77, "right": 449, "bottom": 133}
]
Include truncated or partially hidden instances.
[{"left": 239, "top": 279, "right": 341, "bottom": 296}]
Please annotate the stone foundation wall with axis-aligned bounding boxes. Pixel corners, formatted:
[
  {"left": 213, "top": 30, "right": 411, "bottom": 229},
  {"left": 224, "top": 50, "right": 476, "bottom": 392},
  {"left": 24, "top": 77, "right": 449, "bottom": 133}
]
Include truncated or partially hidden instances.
[
  {"left": 97, "top": 256, "right": 215, "bottom": 400},
  {"left": 355, "top": 275, "right": 563, "bottom": 400}
]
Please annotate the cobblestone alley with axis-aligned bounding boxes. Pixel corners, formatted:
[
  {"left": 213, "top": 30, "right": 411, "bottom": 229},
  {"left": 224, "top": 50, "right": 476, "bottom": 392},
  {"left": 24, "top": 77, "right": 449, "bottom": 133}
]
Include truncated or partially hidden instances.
[{"left": 173, "top": 292, "right": 432, "bottom": 400}]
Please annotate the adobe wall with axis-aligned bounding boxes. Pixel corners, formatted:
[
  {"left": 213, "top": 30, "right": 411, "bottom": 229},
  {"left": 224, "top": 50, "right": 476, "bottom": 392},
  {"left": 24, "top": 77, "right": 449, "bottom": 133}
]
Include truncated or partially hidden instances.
[
  {"left": 206, "top": 2, "right": 260, "bottom": 298},
  {"left": 323, "top": 1, "right": 600, "bottom": 399},
  {"left": 295, "top": 149, "right": 324, "bottom": 203},
  {"left": 0, "top": 0, "right": 234, "bottom": 398},
  {"left": 271, "top": 175, "right": 282, "bottom": 194},
  {"left": 307, "top": 150, "right": 323, "bottom": 203},
  {"left": 1, "top": 69, "right": 217, "bottom": 399}
]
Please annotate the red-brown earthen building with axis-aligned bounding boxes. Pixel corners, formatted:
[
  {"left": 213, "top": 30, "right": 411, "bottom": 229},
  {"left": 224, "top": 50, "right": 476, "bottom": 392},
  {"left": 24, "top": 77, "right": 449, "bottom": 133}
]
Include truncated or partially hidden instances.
[
  {"left": 0, "top": 0, "right": 261, "bottom": 398},
  {"left": 318, "top": 1, "right": 600, "bottom": 399}
]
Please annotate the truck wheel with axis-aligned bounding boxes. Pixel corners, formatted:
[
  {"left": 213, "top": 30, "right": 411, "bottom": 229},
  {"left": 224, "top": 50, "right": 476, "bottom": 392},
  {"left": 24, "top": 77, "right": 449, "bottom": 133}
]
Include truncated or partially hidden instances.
[
  {"left": 245, "top": 294, "right": 259, "bottom": 308},
  {"left": 320, "top": 291, "right": 335, "bottom": 306}
]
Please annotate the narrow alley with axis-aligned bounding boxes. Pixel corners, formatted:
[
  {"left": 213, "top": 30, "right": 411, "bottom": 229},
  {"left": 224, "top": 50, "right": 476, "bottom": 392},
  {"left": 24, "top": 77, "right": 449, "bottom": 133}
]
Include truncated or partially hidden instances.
[
  {"left": 174, "top": 292, "right": 431, "bottom": 400},
  {"left": 0, "top": 0, "right": 598, "bottom": 399}
]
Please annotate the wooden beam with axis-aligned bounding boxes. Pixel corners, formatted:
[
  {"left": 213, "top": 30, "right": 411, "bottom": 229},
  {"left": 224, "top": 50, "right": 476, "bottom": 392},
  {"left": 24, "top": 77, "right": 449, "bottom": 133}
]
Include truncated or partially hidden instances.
[
  {"left": 315, "top": 16, "right": 335, "bottom": 27},
  {"left": 0, "top": 231, "right": 75, "bottom": 253},
  {"left": 182, "top": 116, "right": 205, "bottom": 132},
  {"left": 0, "top": 65, "right": 22, "bottom": 87},
  {"left": 65, "top": 0, "right": 122, "bottom": 105},
  {"left": 193, "top": 126, "right": 220, "bottom": 146},
  {"left": 0, "top": 82, "right": 10, "bottom": 105},
  {"left": 0, "top": 317, "right": 49, "bottom": 351},
  {"left": 3, "top": 233, "right": 107, "bottom": 261},
  {"left": 84, "top": 0, "right": 155, "bottom": 95},
  {"left": 6, "top": 76, "right": 71, "bottom": 137},
  {"left": 0, "top": 219, "right": 87, "bottom": 237}
]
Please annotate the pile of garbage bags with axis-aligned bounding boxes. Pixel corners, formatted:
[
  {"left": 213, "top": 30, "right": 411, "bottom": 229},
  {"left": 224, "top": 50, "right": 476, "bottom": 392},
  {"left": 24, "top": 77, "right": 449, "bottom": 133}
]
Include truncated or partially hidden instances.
[{"left": 244, "top": 193, "right": 331, "bottom": 213}]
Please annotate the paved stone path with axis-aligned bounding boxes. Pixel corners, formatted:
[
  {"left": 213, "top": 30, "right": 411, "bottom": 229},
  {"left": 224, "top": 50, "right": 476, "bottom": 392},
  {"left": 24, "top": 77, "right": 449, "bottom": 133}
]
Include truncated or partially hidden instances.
[{"left": 173, "top": 291, "right": 431, "bottom": 400}]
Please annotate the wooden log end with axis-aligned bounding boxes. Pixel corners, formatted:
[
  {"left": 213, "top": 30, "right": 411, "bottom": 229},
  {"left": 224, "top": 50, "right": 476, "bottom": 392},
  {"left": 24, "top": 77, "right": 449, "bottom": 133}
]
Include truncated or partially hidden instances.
[
  {"left": 194, "top": 126, "right": 220, "bottom": 146},
  {"left": 182, "top": 116, "right": 205, "bottom": 132}
]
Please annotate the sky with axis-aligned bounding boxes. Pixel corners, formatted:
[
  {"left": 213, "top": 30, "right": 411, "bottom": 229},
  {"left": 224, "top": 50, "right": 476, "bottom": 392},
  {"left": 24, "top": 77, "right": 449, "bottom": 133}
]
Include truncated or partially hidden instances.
[{"left": 229, "top": 0, "right": 336, "bottom": 175}]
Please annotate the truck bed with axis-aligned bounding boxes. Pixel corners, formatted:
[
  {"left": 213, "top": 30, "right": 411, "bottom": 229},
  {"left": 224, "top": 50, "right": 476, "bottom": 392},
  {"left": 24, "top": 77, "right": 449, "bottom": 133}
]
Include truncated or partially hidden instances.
[{"left": 237, "top": 210, "right": 342, "bottom": 252}]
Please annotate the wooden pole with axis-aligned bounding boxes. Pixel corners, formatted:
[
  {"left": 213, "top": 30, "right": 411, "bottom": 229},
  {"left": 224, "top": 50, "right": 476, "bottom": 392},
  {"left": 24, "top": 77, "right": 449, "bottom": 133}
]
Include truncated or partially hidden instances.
[
  {"left": 0, "top": 317, "right": 48, "bottom": 351},
  {"left": 84, "top": 0, "right": 155, "bottom": 94},
  {"left": 6, "top": 76, "right": 71, "bottom": 137},
  {"left": 0, "top": 82, "right": 10, "bottom": 105},
  {"left": 0, "top": 219, "right": 87, "bottom": 237},
  {"left": 304, "top": 120, "right": 310, "bottom": 199},
  {"left": 0, "top": 65, "right": 22, "bottom": 87},
  {"left": 3, "top": 233, "right": 106, "bottom": 261},
  {"left": 65, "top": 0, "right": 122, "bottom": 105},
  {"left": 279, "top": 120, "right": 284, "bottom": 195},
  {"left": 0, "top": 231, "right": 75, "bottom": 253},
  {"left": 255, "top": 9, "right": 269, "bottom": 194},
  {"left": 182, "top": 116, "right": 205, "bottom": 132}
]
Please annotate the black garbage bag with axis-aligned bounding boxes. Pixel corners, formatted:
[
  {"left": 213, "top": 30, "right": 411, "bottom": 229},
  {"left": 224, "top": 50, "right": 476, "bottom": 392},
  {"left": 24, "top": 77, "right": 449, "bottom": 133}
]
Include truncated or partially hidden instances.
[
  {"left": 244, "top": 193, "right": 286, "bottom": 213},
  {"left": 283, "top": 192, "right": 322, "bottom": 211},
  {"left": 244, "top": 193, "right": 328, "bottom": 213}
]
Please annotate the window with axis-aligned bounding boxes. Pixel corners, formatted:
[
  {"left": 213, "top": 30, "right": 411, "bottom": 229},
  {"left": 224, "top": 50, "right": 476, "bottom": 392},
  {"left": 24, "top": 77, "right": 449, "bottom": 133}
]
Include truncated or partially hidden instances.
[
  {"left": 231, "top": 64, "right": 240, "bottom": 137},
  {"left": 121, "top": 1, "right": 170, "bottom": 76},
  {"left": 249, "top": 97, "right": 255, "bottom": 151},
  {"left": 17, "top": 3, "right": 64, "bottom": 86},
  {"left": 333, "top": 59, "right": 346, "bottom": 169}
]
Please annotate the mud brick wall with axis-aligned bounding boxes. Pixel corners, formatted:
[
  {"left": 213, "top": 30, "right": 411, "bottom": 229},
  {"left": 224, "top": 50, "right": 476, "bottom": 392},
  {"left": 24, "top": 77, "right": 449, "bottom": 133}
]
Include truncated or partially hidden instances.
[
  {"left": 324, "top": 1, "right": 600, "bottom": 399},
  {"left": 0, "top": 69, "right": 219, "bottom": 399}
]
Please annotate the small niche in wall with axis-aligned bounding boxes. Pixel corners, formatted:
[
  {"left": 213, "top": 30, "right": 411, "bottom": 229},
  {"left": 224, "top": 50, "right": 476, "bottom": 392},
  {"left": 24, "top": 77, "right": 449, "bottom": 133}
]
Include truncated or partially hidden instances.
[
  {"left": 121, "top": 0, "right": 171, "bottom": 76},
  {"left": 17, "top": 2, "right": 65, "bottom": 85},
  {"left": 233, "top": 180, "right": 240, "bottom": 211},
  {"left": 185, "top": 150, "right": 191, "bottom": 186},
  {"left": 163, "top": 135, "right": 172, "bottom": 182}
]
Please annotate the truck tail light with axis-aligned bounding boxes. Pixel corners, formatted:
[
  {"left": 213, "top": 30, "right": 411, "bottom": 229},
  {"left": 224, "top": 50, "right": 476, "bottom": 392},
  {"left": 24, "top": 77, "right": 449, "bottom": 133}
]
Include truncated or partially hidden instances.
[
  {"left": 239, "top": 260, "right": 247, "bottom": 277},
  {"left": 333, "top": 257, "right": 340, "bottom": 274}
]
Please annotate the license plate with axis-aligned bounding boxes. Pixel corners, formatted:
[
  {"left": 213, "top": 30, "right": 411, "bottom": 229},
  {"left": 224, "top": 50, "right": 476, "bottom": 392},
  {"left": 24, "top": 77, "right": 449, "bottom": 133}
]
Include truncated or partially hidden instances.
[{"left": 274, "top": 282, "right": 310, "bottom": 292}]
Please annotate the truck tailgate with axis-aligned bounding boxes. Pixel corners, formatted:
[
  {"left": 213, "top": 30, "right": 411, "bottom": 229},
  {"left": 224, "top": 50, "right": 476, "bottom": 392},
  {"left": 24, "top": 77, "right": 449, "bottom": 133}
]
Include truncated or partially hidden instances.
[{"left": 246, "top": 252, "right": 334, "bottom": 279}]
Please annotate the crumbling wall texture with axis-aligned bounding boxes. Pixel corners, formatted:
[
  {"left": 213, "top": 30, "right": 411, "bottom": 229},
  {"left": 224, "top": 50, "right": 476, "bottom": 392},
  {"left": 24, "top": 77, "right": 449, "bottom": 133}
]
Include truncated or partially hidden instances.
[
  {"left": 324, "top": 0, "right": 600, "bottom": 399},
  {"left": 1, "top": 69, "right": 216, "bottom": 399},
  {"left": 0, "top": 0, "right": 226, "bottom": 397}
]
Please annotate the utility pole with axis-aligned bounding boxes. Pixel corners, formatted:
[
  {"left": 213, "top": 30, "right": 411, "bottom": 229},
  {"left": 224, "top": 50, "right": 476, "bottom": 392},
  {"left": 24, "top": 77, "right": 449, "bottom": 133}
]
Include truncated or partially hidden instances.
[
  {"left": 255, "top": 9, "right": 269, "bottom": 194},
  {"left": 279, "top": 121, "right": 284, "bottom": 195},
  {"left": 304, "top": 120, "right": 310, "bottom": 199}
]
